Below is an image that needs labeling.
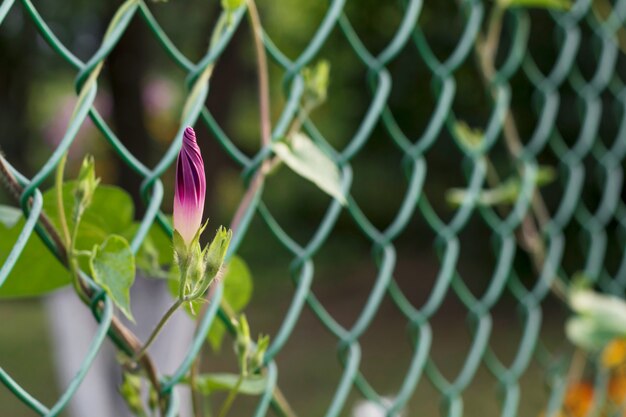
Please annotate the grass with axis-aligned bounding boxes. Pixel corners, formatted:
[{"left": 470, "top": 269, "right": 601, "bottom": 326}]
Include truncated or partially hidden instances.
[{"left": 0, "top": 300, "right": 61, "bottom": 417}]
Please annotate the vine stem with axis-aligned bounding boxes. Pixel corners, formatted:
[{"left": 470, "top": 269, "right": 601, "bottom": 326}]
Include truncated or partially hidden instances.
[
  {"left": 0, "top": 154, "right": 68, "bottom": 262},
  {"left": 54, "top": 153, "right": 71, "bottom": 247},
  {"left": 135, "top": 299, "right": 184, "bottom": 361},
  {"left": 247, "top": 0, "right": 271, "bottom": 147},
  {"left": 55, "top": 158, "right": 91, "bottom": 305},
  {"left": 216, "top": 374, "right": 244, "bottom": 417},
  {"left": 190, "top": 2, "right": 297, "bottom": 417},
  {"left": 0, "top": 152, "right": 165, "bottom": 415},
  {"left": 475, "top": 3, "right": 566, "bottom": 302}
]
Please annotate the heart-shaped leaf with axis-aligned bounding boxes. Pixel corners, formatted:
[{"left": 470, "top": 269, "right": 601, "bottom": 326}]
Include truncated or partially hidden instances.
[
  {"left": 273, "top": 133, "right": 346, "bottom": 205},
  {"left": 90, "top": 235, "right": 135, "bottom": 321}
]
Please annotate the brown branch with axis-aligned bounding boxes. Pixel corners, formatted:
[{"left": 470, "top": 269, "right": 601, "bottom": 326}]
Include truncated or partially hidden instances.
[
  {"left": 0, "top": 154, "right": 68, "bottom": 263},
  {"left": 0, "top": 153, "right": 164, "bottom": 413},
  {"left": 474, "top": 5, "right": 565, "bottom": 301},
  {"left": 247, "top": 0, "right": 272, "bottom": 147}
]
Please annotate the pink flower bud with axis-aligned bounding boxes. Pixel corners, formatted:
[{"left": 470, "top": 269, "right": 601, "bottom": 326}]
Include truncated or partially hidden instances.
[{"left": 173, "top": 127, "right": 206, "bottom": 244}]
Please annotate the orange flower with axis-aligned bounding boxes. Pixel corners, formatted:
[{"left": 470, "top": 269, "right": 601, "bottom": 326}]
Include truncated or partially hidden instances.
[
  {"left": 602, "top": 339, "right": 626, "bottom": 370},
  {"left": 564, "top": 382, "right": 594, "bottom": 417}
]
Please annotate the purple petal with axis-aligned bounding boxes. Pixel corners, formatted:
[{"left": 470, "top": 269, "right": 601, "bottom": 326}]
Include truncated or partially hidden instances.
[{"left": 173, "top": 126, "right": 206, "bottom": 243}]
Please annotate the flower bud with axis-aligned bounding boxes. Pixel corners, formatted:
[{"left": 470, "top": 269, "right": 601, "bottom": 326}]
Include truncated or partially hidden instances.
[
  {"left": 74, "top": 155, "right": 100, "bottom": 221},
  {"left": 302, "top": 60, "right": 330, "bottom": 107},
  {"left": 173, "top": 127, "right": 206, "bottom": 245},
  {"left": 203, "top": 226, "right": 233, "bottom": 280},
  {"left": 222, "top": 0, "right": 244, "bottom": 12}
]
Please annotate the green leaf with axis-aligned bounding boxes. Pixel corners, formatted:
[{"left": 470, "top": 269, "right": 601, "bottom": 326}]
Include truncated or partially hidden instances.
[
  {"left": 207, "top": 256, "right": 253, "bottom": 351},
  {"left": 135, "top": 235, "right": 169, "bottom": 279},
  {"left": 273, "top": 133, "right": 346, "bottom": 205},
  {"left": 206, "top": 315, "right": 228, "bottom": 352},
  {"left": 0, "top": 183, "right": 135, "bottom": 298},
  {"left": 223, "top": 256, "right": 253, "bottom": 311},
  {"left": 0, "top": 205, "right": 22, "bottom": 228},
  {"left": 499, "top": 0, "right": 571, "bottom": 10},
  {"left": 566, "top": 289, "right": 626, "bottom": 351},
  {"left": 190, "top": 373, "right": 267, "bottom": 395},
  {"left": 0, "top": 218, "right": 70, "bottom": 296},
  {"left": 122, "top": 221, "right": 174, "bottom": 278},
  {"left": 90, "top": 235, "right": 136, "bottom": 321}
]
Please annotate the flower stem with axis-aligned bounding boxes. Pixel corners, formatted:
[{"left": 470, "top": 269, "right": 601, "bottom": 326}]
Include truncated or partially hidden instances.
[
  {"left": 136, "top": 298, "right": 184, "bottom": 361},
  {"left": 54, "top": 153, "right": 90, "bottom": 304},
  {"left": 0, "top": 151, "right": 164, "bottom": 415},
  {"left": 216, "top": 374, "right": 244, "bottom": 417},
  {"left": 272, "top": 386, "right": 297, "bottom": 417},
  {"left": 55, "top": 153, "right": 71, "bottom": 247},
  {"left": 190, "top": 3, "right": 299, "bottom": 416}
]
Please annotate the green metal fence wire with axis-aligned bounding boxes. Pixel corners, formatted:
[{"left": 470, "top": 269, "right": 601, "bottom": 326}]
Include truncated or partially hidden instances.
[{"left": 1, "top": 0, "right": 626, "bottom": 415}]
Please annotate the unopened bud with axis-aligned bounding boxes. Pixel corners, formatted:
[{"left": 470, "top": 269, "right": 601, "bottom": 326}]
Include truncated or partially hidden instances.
[
  {"left": 173, "top": 127, "right": 206, "bottom": 245},
  {"left": 204, "top": 226, "right": 233, "bottom": 279},
  {"left": 73, "top": 155, "right": 100, "bottom": 220}
]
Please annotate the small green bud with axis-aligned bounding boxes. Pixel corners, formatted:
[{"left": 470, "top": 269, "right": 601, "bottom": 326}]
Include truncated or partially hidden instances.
[
  {"left": 222, "top": 0, "right": 244, "bottom": 12},
  {"left": 535, "top": 165, "right": 556, "bottom": 187},
  {"left": 250, "top": 334, "right": 270, "bottom": 371},
  {"left": 175, "top": 223, "right": 230, "bottom": 301},
  {"left": 236, "top": 314, "right": 251, "bottom": 348},
  {"left": 445, "top": 188, "right": 467, "bottom": 207},
  {"left": 454, "top": 121, "right": 484, "bottom": 151},
  {"left": 236, "top": 314, "right": 251, "bottom": 375},
  {"left": 302, "top": 60, "right": 330, "bottom": 108},
  {"left": 119, "top": 373, "right": 146, "bottom": 416},
  {"left": 203, "top": 226, "right": 233, "bottom": 279},
  {"left": 73, "top": 155, "right": 100, "bottom": 221}
]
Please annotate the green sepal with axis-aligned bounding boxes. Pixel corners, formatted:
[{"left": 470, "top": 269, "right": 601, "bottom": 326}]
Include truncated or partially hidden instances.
[
  {"left": 173, "top": 220, "right": 210, "bottom": 300},
  {"left": 172, "top": 229, "right": 188, "bottom": 265},
  {"left": 173, "top": 229, "right": 191, "bottom": 299}
]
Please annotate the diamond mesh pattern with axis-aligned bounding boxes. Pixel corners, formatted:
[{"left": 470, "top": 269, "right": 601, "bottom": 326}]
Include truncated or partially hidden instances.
[{"left": 1, "top": 0, "right": 625, "bottom": 416}]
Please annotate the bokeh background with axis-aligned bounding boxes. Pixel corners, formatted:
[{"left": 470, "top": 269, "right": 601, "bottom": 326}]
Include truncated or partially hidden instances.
[{"left": 1, "top": 0, "right": 624, "bottom": 416}]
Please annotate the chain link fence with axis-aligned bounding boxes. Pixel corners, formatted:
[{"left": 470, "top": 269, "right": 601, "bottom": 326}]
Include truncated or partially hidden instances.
[{"left": 1, "top": 0, "right": 626, "bottom": 416}]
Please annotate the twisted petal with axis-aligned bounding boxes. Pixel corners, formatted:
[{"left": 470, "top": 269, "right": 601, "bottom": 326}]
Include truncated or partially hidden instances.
[{"left": 173, "top": 127, "right": 206, "bottom": 244}]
